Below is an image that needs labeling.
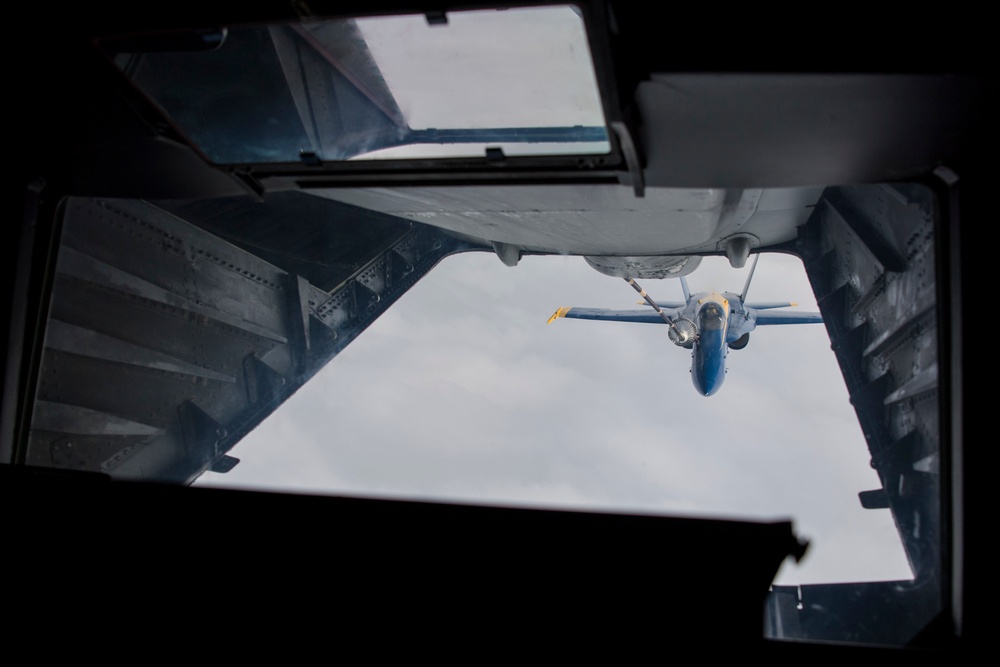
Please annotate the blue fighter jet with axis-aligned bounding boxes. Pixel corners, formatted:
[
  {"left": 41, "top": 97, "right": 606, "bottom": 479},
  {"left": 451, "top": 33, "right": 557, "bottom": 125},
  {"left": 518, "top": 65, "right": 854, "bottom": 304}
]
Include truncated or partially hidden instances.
[{"left": 547, "top": 255, "right": 824, "bottom": 396}]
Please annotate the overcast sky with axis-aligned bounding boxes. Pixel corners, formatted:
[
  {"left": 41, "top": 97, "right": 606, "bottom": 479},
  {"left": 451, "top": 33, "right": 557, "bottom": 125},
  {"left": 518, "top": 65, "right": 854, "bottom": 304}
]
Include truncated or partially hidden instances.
[{"left": 197, "top": 250, "right": 913, "bottom": 586}]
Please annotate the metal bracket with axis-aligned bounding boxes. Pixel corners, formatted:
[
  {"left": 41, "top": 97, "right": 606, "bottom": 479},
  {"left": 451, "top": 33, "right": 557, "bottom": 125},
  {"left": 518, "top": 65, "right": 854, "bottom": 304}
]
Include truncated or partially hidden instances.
[{"left": 611, "top": 121, "right": 644, "bottom": 198}]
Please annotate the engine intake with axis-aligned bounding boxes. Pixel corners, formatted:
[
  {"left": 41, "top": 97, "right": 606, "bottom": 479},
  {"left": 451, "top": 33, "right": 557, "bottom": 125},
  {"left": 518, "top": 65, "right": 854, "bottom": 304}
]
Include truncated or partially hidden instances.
[{"left": 728, "top": 332, "right": 750, "bottom": 350}]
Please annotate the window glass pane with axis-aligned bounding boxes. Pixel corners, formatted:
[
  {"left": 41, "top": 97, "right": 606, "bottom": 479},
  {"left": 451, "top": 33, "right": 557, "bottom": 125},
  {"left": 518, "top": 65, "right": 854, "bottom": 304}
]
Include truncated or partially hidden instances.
[{"left": 111, "top": 5, "right": 610, "bottom": 164}]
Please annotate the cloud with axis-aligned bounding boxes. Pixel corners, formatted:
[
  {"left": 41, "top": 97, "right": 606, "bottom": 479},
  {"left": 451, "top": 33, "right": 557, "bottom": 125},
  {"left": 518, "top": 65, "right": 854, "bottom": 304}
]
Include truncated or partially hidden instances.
[{"left": 198, "top": 251, "right": 912, "bottom": 584}]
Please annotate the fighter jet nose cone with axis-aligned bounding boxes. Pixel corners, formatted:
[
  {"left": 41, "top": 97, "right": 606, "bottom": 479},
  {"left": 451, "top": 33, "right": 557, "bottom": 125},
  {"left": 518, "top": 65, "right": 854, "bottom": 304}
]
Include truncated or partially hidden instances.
[
  {"left": 695, "top": 378, "right": 720, "bottom": 396},
  {"left": 693, "top": 375, "right": 720, "bottom": 396}
]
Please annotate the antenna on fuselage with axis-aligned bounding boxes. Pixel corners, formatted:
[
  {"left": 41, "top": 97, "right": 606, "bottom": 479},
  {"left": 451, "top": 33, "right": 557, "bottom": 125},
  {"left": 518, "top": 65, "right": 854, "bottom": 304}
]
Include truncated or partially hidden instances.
[
  {"left": 739, "top": 253, "right": 760, "bottom": 302},
  {"left": 624, "top": 277, "right": 695, "bottom": 345}
]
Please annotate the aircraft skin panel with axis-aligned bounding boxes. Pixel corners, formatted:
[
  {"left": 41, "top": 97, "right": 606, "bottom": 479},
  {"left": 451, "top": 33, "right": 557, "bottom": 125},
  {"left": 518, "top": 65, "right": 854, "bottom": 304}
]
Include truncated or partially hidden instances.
[{"left": 314, "top": 185, "right": 822, "bottom": 257}]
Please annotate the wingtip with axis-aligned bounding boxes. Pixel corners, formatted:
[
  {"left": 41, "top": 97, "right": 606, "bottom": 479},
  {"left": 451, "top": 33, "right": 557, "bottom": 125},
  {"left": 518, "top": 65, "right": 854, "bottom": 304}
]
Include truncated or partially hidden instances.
[{"left": 547, "top": 306, "right": 571, "bottom": 324}]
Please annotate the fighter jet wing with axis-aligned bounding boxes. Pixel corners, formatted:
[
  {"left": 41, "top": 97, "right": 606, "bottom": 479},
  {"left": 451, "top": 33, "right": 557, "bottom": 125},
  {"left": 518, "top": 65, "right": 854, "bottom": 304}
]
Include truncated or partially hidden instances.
[
  {"left": 753, "top": 310, "right": 823, "bottom": 325},
  {"left": 547, "top": 307, "right": 674, "bottom": 324}
]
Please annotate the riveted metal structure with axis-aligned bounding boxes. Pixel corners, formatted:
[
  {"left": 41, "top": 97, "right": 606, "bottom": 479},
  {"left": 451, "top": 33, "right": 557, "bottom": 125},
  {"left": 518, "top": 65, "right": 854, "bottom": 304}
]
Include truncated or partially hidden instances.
[
  {"left": 765, "top": 181, "right": 947, "bottom": 645},
  {"left": 22, "top": 194, "right": 475, "bottom": 484}
]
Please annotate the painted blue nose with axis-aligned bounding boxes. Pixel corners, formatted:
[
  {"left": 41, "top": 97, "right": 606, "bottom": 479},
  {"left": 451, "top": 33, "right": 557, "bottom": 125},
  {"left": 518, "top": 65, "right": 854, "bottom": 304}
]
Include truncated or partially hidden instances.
[
  {"left": 696, "top": 371, "right": 724, "bottom": 396},
  {"left": 691, "top": 329, "right": 727, "bottom": 396}
]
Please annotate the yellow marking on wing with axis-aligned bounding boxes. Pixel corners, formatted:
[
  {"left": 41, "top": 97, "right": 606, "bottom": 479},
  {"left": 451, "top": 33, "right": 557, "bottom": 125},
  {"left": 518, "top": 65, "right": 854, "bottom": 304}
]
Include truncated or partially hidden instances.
[
  {"left": 547, "top": 307, "right": 572, "bottom": 324},
  {"left": 790, "top": 302, "right": 798, "bottom": 306}
]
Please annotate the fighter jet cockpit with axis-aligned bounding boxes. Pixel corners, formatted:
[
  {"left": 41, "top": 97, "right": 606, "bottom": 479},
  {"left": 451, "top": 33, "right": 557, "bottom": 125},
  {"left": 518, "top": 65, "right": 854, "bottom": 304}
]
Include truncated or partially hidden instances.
[{"left": 696, "top": 301, "right": 726, "bottom": 334}]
